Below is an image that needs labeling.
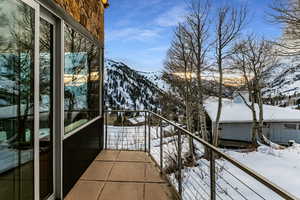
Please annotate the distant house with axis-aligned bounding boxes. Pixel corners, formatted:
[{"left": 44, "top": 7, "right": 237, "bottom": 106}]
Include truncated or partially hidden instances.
[
  {"left": 128, "top": 116, "right": 146, "bottom": 126},
  {"left": 205, "top": 98, "right": 300, "bottom": 146}
]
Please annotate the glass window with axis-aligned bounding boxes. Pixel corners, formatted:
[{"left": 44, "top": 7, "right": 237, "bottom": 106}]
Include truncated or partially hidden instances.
[
  {"left": 64, "top": 24, "right": 100, "bottom": 134},
  {"left": 39, "top": 18, "right": 54, "bottom": 199},
  {"left": 284, "top": 124, "right": 297, "bottom": 130},
  {"left": 0, "top": 0, "right": 35, "bottom": 199}
]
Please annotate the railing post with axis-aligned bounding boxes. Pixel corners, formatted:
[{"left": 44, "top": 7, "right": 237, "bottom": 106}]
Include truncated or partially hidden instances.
[
  {"left": 121, "top": 112, "right": 124, "bottom": 150},
  {"left": 105, "top": 111, "right": 108, "bottom": 149},
  {"left": 210, "top": 150, "right": 216, "bottom": 200},
  {"left": 160, "top": 121, "right": 163, "bottom": 174},
  {"left": 177, "top": 128, "right": 182, "bottom": 198},
  {"left": 144, "top": 111, "right": 147, "bottom": 152},
  {"left": 147, "top": 112, "right": 151, "bottom": 153}
]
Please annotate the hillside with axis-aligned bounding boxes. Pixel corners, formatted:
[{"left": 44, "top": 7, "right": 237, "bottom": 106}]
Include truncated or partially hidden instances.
[
  {"left": 264, "top": 56, "right": 300, "bottom": 97},
  {"left": 104, "top": 59, "right": 163, "bottom": 111},
  {"left": 138, "top": 71, "right": 168, "bottom": 91}
]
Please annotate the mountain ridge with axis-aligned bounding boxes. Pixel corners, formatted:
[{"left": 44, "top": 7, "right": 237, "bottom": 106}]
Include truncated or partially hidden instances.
[{"left": 104, "top": 59, "right": 163, "bottom": 111}]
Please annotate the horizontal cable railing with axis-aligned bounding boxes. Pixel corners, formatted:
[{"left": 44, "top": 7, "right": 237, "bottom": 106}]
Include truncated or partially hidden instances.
[{"left": 104, "top": 110, "right": 298, "bottom": 200}]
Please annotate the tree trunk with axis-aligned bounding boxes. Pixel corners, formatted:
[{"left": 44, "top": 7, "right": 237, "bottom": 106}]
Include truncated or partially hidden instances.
[
  {"left": 213, "top": 47, "right": 223, "bottom": 146},
  {"left": 184, "top": 66, "right": 194, "bottom": 160},
  {"left": 257, "top": 88, "right": 265, "bottom": 142}
]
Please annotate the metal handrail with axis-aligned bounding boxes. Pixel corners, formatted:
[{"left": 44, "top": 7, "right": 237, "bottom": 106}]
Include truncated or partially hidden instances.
[{"left": 104, "top": 110, "right": 299, "bottom": 200}]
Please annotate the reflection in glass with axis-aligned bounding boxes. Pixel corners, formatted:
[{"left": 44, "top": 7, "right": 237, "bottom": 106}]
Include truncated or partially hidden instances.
[
  {"left": 64, "top": 24, "right": 100, "bottom": 134},
  {"left": 0, "top": 0, "right": 35, "bottom": 199},
  {"left": 39, "top": 18, "right": 53, "bottom": 199}
]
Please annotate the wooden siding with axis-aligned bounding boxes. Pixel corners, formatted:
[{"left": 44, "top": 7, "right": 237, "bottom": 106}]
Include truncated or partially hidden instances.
[{"left": 53, "top": 0, "right": 105, "bottom": 44}]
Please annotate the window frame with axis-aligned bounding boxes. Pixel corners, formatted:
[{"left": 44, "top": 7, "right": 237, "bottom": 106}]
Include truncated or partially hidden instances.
[
  {"left": 0, "top": 0, "right": 104, "bottom": 199},
  {"left": 39, "top": 9, "right": 57, "bottom": 200},
  {"left": 283, "top": 123, "right": 298, "bottom": 130},
  {"left": 62, "top": 21, "right": 102, "bottom": 139},
  {"left": 36, "top": 2, "right": 104, "bottom": 198}
]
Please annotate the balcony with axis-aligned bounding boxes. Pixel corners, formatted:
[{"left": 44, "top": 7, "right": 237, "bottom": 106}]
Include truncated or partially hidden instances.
[
  {"left": 65, "top": 150, "right": 178, "bottom": 200},
  {"left": 65, "top": 110, "right": 297, "bottom": 200}
]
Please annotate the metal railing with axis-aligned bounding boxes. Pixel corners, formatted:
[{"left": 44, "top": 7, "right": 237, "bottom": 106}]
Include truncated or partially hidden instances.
[{"left": 104, "top": 110, "right": 298, "bottom": 200}]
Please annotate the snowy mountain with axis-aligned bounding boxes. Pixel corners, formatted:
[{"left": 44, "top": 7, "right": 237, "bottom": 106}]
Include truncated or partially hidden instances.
[
  {"left": 263, "top": 56, "right": 300, "bottom": 97},
  {"left": 104, "top": 59, "right": 163, "bottom": 111},
  {"left": 138, "top": 71, "right": 168, "bottom": 91}
]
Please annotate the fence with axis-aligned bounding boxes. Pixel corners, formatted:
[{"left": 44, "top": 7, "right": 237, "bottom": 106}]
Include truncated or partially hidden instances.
[{"left": 104, "top": 110, "right": 298, "bottom": 200}]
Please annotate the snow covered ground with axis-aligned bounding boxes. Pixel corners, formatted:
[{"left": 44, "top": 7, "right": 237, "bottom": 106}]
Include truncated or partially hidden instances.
[
  {"left": 106, "top": 125, "right": 300, "bottom": 199},
  {"left": 222, "top": 145, "right": 300, "bottom": 198}
]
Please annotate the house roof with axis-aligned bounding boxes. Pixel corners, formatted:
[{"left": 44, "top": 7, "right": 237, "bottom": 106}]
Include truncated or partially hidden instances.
[
  {"left": 205, "top": 99, "right": 300, "bottom": 123},
  {"left": 0, "top": 104, "right": 49, "bottom": 119},
  {"left": 128, "top": 116, "right": 145, "bottom": 124}
]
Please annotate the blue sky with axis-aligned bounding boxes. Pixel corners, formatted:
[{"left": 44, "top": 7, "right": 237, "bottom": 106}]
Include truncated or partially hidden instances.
[{"left": 105, "top": 0, "right": 282, "bottom": 72}]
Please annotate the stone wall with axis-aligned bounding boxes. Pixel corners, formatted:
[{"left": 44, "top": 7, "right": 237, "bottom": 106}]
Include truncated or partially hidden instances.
[{"left": 53, "top": 0, "right": 105, "bottom": 44}]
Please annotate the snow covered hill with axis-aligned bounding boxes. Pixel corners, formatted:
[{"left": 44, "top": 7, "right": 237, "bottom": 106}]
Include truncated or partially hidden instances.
[
  {"left": 264, "top": 56, "right": 300, "bottom": 97},
  {"left": 138, "top": 71, "right": 168, "bottom": 91},
  {"left": 104, "top": 59, "right": 163, "bottom": 111}
]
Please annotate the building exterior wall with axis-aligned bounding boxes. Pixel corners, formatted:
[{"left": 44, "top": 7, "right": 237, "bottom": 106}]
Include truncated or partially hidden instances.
[
  {"left": 53, "top": 0, "right": 105, "bottom": 44},
  {"left": 267, "top": 123, "right": 300, "bottom": 144},
  {"left": 0, "top": 0, "right": 107, "bottom": 199},
  {"left": 63, "top": 118, "right": 103, "bottom": 196},
  {"left": 220, "top": 122, "right": 300, "bottom": 145},
  {"left": 220, "top": 123, "right": 252, "bottom": 142}
]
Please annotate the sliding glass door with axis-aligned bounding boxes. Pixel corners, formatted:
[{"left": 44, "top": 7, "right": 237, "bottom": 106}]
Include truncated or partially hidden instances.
[
  {"left": 39, "top": 13, "right": 55, "bottom": 200},
  {"left": 0, "top": 0, "right": 37, "bottom": 199},
  {"left": 0, "top": 0, "right": 102, "bottom": 199}
]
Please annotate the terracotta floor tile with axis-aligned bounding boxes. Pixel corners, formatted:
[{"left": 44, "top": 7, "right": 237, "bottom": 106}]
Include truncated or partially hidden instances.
[
  {"left": 68, "top": 151, "right": 178, "bottom": 200},
  {"left": 108, "top": 162, "right": 146, "bottom": 182},
  {"left": 98, "top": 182, "right": 144, "bottom": 200},
  {"left": 117, "top": 151, "right": 151, "bottom": 162},
  {"left": 65, "top": 181, "right": 104, "bottom": 200},
  {"left": 145, "top": 163, "right": 166, "bottom": 183},
  {"left": 81, "top": 162, "right": 114, "bottom": 181},
  {"left": 95, "top": 150, "right": 120, "bottom": 162}
]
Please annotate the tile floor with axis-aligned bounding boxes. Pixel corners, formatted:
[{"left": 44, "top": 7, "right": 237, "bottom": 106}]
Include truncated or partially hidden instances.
[{"left": 65, "top": 150, "right": 179, "bottom": 200}]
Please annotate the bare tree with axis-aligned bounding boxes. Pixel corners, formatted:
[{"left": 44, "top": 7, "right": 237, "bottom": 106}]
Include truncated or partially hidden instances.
[
  {"left": 269, "top": 0, "right": 300, "bottom": 55},
  {"left": 162, "top": 24, "right": 195, "bottom": 160},
  {"left": 184, "top": 0, "right": 211, "bottom": 144},
  {"left": 231, "top": 36, "right": 278, "bottom": 146},
  {"left": 212, "top": 4, "right": 247, "bottom": 146}
]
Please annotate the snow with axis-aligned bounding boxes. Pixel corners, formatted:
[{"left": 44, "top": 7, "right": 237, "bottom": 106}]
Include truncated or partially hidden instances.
[
  {"left": 128, "top": 116, "right": 145, "bottom": 124},
  {"left": 104, "top": 59, "right": 161, "bottom": 110},
  {"left": 264, "top": 56, "right": 300, "bottom": 97},
  {"left": 0, "top": 128, "right": 52, "bottom": 174},
  {"left": 0, "top": 149, "right": 33, "bottom": 174},
  {"left": 222, "top": 144, "right": 300, "bottom": 198},
  {"left": 106, "top": 124, "right": 300, "bottom": 199},
  {"left": 0, "top": 104, "right": 31, "bottom": 119},
  {"left": 0, "top": 75, "right": 16, "bottom": 94},
  {"left": 105, "top": 125, "right": 146, "bottom": 150},
  {"left": 138, "top": 71, "right": 169, "bottom": 91},
  {"left": 0, "top": 103, "right": 51, "bottom": 119},
  {"left": 205, "top": 98, "right": 300, "bottom": 123}
]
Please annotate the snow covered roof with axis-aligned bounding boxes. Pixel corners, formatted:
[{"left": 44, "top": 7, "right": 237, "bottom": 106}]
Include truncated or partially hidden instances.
[
  {"left": 128, "top": 116, "right": 145, "bottom": 124},
  {"left": 0, "top": 104, "right": 49, "bottom": 119},
  {"left": 0, "top": 105, "right": 29, "bottom": 119},
  {"left": 205, "top": 99, "right": 300, "bottom": 123}
]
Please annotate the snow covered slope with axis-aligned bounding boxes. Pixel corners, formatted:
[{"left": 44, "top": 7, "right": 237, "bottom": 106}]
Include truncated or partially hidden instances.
[
  {"left": 104, "top": 59, "right": 163, "bottom": 111},
  {"left": 264, "top": 56, "right": 300, "bottom": 97},
  {"left": 138, "top": 71, "right": 168, "bottom": 91}
]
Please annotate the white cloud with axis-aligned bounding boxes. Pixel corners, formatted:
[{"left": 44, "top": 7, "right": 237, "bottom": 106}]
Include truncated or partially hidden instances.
[
  {"left": 147, "top": 46, "right": 169, "bottom": 52},
  {"left": 154, "top": 5, "right": 187, "bottom": 27},
  {"left": 106, "top": 27, "right": 161, "bottom": 42}
]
